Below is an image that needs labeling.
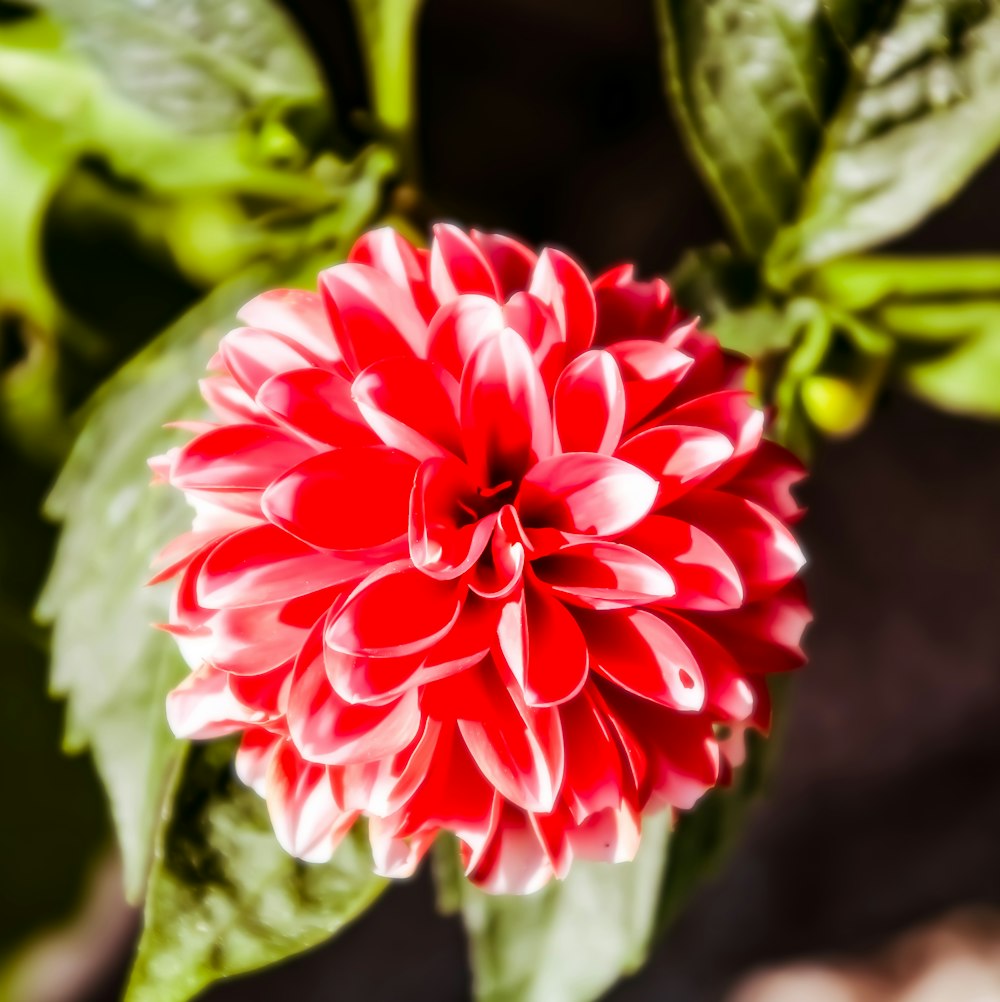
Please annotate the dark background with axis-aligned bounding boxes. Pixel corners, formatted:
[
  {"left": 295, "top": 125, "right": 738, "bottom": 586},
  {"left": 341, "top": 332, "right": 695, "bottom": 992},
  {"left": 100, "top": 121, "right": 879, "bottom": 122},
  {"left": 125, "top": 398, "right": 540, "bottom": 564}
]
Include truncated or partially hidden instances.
[{"left": 64, "top": 0, "right": 1000, "bottom": 998}]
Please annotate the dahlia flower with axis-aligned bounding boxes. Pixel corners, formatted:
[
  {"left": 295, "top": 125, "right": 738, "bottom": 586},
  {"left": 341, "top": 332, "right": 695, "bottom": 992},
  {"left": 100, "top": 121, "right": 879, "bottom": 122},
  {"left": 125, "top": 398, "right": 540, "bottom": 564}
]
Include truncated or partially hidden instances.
[{"left": 153, "top": 224, "right": 808, "bottom": 893}]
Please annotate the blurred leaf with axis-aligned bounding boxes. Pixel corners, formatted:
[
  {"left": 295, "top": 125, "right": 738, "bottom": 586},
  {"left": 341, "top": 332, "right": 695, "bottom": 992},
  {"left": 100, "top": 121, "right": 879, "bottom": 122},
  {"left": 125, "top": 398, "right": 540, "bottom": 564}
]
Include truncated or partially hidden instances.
[
  {"left": 34, "top": 0, "right": 325, "bottom": 135},
  {"left": 36, "top": 269, "right": 278, "bottom": 899},
  {"left": 769, "top": 1, "right": 1000, "bottom": 278},
  {"left": 125, "top": 742, "right": 386, "bottom": 1002},
  {"left": 348, "top": 0, "right": 424, "bottom": 170},
  {"left": 903, "top": 330, "right": 1000, "bottom": 416},
  {"left": 443, "top": 812, "right": 670, "bottom": 1002},
  {"left": 656, "top": 0, "right": 873, "bottom": 257}
]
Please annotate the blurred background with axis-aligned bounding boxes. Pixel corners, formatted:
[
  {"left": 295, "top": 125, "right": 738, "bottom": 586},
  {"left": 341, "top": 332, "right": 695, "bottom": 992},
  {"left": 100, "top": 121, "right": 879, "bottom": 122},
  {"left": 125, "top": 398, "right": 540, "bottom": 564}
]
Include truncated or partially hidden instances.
[{"left": 4, "top": 1, "right": 1000, "bottom": 1001}]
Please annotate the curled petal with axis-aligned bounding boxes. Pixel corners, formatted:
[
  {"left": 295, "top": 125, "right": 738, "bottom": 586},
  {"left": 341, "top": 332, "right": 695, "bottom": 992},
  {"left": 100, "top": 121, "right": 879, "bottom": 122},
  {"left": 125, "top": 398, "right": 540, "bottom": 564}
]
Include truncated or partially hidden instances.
[
  {"left": 623, "top": 515, "right": 744, "bottom": 612},
  {"left": 528, "top": 248, "right": 596, "bottom": 356},
  {"left": 429, "top": 223, "right": 502, "bottom": 303},
  {"left": 454, "top": 661, "right": 565, "bottom": 814},
  {"left": 326, "top": 562, "right": 464, "bottom": 658},
  {"left": 466, "top": 803, "right": 555, "bottom": 895},
  {"left": 262, "top": 446, "right": 417, "bottom": 552},
  {"left": 665, "top": 391, "right": 764, "bottom": 477},
  {"left": 236, "top": 729, "right": 282, "bottom": 796},
  {"left": 606, "top": 340, "right": 694, "bottom": 430},
  {"left": 237, "top": 289, "right": 341, "bottom": 364},
  {"left": 617, "top": 425, "right": 734, "bottom": 503},
  {"left": 409, "top": 456, "right": 496, "bottom": 579},
  {"left": 197, "top": 523, "right": 369, "bottom": 608},
  {"left": 426, "top": 295, "right": 506, "bottom": 379},
  {"left": 593, "top": 264, "right": 682, "bottom": 345},
  {"left": 532, "top": 540, "right": 675, "bottom": 609},
  {"left": 219, "top": 327, "right": 327, "bottom": 399},
  {"left": 257, "top": 368, "right": 375, "bottom": 448},
  {"left": 289, "top": 621, "right": 421, "bottom": 764},
  {"left": 496, "top": 577, "right": 589, "bottom": 707},
  {"left": 580, "top": 608, "right": 704, "bottom": 711},
  {"left": 353, "top": 356, "right": 463, "bottom": 461},
  {"left": 554, "top": 350, "right": 626, "bottom": 455},
  {"left": 349, "top": 227, "right": 436, "bottom": 320},
  {"left": 321, "top": 262, "right": 429, "bottom": 373},
  {"left": 516, "top": 453, "right": 657, "bottom": 537},
  {"left": 470, "top": 229, "right": 537, "bottom": 297},
  {"left": 265, "top": 741, "right": 357, "bottom": 862},
  {"left": 167, "top": 663, "right": 267, "bottom": 739},
  {"left": 461, "top": 328, "right": 554, "bottom": 486}
]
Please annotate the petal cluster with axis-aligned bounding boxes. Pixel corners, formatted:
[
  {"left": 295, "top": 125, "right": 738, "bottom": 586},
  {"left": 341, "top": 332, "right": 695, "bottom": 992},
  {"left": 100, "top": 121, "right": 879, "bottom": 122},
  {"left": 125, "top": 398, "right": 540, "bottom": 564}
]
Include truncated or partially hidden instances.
[{"left": 155, "top": 225, "right": 809, "bottom": 893}]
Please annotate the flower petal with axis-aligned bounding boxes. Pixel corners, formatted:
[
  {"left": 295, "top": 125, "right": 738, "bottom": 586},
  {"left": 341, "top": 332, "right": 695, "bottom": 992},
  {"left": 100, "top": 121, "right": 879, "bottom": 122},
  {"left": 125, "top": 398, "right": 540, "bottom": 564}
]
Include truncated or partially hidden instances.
[
  {"left": 429, "top": 223, "right": 502, "bottom": 303},
  {"left": 470, "top": 229, "right": 537, "bottom": 297},
  {"left": 262, "top": 446, "right": 417, "bottom": 551},
  {"left": 256, "top": 368, "right": 376, "bottom": 447},
  {"left": 237, "top": 288, "right": 341, "bottom": 364},
  {"left": 196, "top": 523, "right": 369, "bottom": 609},
  {"left": 353, "top": 356, "right": 463, "bottom": 461},
  {"left": 532, "top": 540, "right": 675, "bottom": 609},
  {"left": 617, "top": 425, "right": 734, "bottom": 503},
  {"left": 461, "top": 328, "right": 554, "bottom": 486},
  {"left": 553, "top": 349, "right": 626, "bottom": 454},
  {"left": 580, "top": 608, "right": 705, "bottom": 711},
  {"left": 528, "top": 248, "right": 596, "bottom": 355},
  {"left": 348, "top": 226, "right": 436, "bottom": 320},
  {"left": 496, "top": 578, "right": 589, "bottom": 707},
  {"left": 426, "top": 295, "right": 506, "bottom": 379},
  {"left": 326, "top": 562, "right": 464, "bottom": 658},
  {"left": 516, "top": 453, "right": 657, "bottom": 537},
  {"left": 320, "top": 262, "right": 429, "bottom": 373},
  {"left": 455, "top": 661, "right": 565, "bottom": 813}
]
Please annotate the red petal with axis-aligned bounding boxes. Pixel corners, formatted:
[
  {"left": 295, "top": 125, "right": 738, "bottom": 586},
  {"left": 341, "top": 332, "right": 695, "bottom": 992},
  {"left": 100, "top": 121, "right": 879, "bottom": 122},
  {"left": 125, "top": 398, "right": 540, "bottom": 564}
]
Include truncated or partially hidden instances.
[
  {"left": 559, "top": 686, "right": 627, "bottom": 821},
  {"left": 580, "top": 608, "right": 705, "bottom": 711},
  {"left": 257, "top": 368, "right": 376, "bottom": 447},
  {"left": 617, "top": 425, "right": 734, "bottom": 503},
  {"left": 606, "top": 339, "right": 694, "bottom": 430},
  {"left": 470, "top": 229, "right": 537, "bottom": 297},
  {"left": 664, "top": 390, "right": 764, "bottom": 478},
  {"left": 288, "top": 621, "right": 421, "bottom": 764},
  {"left": 455, "top": 661, "right": 565, "bottom": 813},
  {"left": 326, "top": 562, "right": 463, "bottom": 657},
  {"left": 516, "top": 453, "right": 657, "bottom": 537},
  {"left": 172, "top": 424, "right": 315, "bottom": 491},
  {"left": 426, "top": 295, "right": 505, "bottom": 379},
  {"left": 496, "top": 578, "right": 589, "bottom": 707},
  {"left": 593, "top": 264, "right": 682, "bottom": 345},
  {"left": 466, "top": 802, "right": 554, "bottom": 894},
  {"left": 262, "top": 446, "right": 417, "bottom": 551},
  {"left": 196, "top": 523, "right": 369, "bottom": 608},
  {"left": 528, "top": 248, "right": 596, "bottom": 356},
  {"left": 409, "top": 456, "right": 496, "bottom": 579},
  {"left": 349, "top": 227, "right": 436, "bottom": 321},
  {"left": 320, "top": 262, "right": 429, "bottom": 373},
  {"left": 265, "top": 741, "right": 357, "bottom": 862},
  {"left": 237, "top": 288, "right": 341, "bottom": 364},
  {"left": 220, "top": 326, "right": 325, "bottom": 399},
  {"left": 166, "top": 663, "right": 262, "bottom": 739},
  {"left": 461, "top": 328, "right": 553, "bottom": 486},
  {"left": 623, "top": 515, "right": 744, "bottom": 612},
  {"left": 353, "top": 356, "right": 463, "bottom": 461},
  {"left": 720, "top": 440, "right": 806, "bottom": 523},
  {"left": 429, "top": 223, "right": 502, "bottom": 303},
  {"left": 553, "top": 350, "right": 626, "bottom": 454},
  {"left": 532, "top": 540, "right": 675, "bottom": 609},
  {"left": 671, "top": 490, "right": 806, "bottom": 598}
]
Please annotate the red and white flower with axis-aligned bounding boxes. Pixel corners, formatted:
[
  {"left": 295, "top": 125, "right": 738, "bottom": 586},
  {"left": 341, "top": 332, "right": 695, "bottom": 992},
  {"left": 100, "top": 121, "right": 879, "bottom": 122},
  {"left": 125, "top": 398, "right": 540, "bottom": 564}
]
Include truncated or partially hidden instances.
[{"left": 154, "top": 224, "right": 809, "bottom": 893}]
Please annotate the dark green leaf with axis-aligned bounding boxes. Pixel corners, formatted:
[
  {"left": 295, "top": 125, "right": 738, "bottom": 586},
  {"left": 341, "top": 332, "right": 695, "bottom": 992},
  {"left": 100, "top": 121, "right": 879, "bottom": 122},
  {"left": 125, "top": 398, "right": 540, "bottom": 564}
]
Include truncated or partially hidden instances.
[
  {"left": 442, "top": 813, "right": 670, "bottom": 1002},
  {"left": 125, "top": 742, "right": 386, "bottom": 1002},
  {"left": 656, "top": 0, "right": 871, "bottom": 257},
  {"left": 769, "top": 0, "right": 1000, "bottom": 276},
  {"left": 34, "top": 0, "right": 325, "bottom": 134}
]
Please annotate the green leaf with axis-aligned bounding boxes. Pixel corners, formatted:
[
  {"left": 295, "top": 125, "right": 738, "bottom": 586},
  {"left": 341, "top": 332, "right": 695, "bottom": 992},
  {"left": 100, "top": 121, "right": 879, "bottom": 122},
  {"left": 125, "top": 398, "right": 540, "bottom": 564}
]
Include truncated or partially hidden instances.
[
  {"left": 126, "top": 742, "right": 386, "bottom": 1002},
  {"left": 903, "top": 329, "right": 1000, "bottom": 416},
  {"left": 769, "top": 0, "right": 1000, "bottom": 277},
  {"left": 36, "top": 269, "right": 281, "bottom": 899},
  {"left": 347, "top": 0, "right": 425, "bottom": 174},
  {"left": 34, "top": 0, "right": 325, "bottom": 135},
  {"left": 656, "top": 0, "right": 871, "bottom": 257},
  {"left": 445, "top": 812, "right": 670, "bottom": 1002}
]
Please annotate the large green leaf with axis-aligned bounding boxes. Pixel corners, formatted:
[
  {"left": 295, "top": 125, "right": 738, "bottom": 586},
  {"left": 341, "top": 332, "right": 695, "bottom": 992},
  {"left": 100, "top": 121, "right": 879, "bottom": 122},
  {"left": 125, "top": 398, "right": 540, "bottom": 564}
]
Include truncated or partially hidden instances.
[
  {"left": 36, "top": 269, "right": 280, "bottom": 899},
  {"left": 34, "top": 0, "right": 324, "bottom": 134},
  {"left": 770, "top": 0, "right": 1000, "bottom": 276},
  {"left": 126, "top": 742, "right": 386, "bottom": 1002},
  {"left": 659, "top": 0, "right": 1000, "bottom": 277},
  {"left": 656, "top": 0, "right": 871, "bottom": 257},
  {"left": 438, "top": 812, "right": 670, "bottom": 1002}
]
